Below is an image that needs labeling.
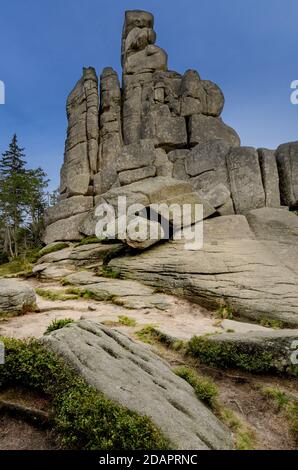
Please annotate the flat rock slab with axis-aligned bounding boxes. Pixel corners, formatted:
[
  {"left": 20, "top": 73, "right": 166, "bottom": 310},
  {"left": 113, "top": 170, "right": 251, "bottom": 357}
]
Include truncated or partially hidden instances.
[
  {"left": 0, "top": 279, "right": 36, "bottom": 314},
  {"left": 110, "top": 211, "right": 298, "bottom": 326},
  {"left": 64, "top": 271, "right": 172, "bottom": 310},
  {"left": 41, "top": 320, "right": 233, "bottom": 449}
]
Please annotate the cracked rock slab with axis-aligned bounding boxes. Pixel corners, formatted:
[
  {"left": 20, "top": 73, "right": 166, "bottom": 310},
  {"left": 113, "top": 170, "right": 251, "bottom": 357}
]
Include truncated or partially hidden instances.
[
  {"left": 110, "top": 212, "right": 298, "bottom": 326},
  {"left": 41, "top": 320, "right": 233, "bottom": 449}
]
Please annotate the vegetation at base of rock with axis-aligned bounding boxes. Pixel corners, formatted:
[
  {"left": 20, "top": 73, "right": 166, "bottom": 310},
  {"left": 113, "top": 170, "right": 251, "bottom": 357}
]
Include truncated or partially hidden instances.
[
  {"left": 76, "top": 237, "right": 101, "bottom": 246},
  {"left": 214, "top": 304, "right": 234, "bottom": 320},
  {"left": 45, "top": 318, "right": 74, "bottom": 335},
  {"left": 36, "top": 288, "right": 79, "bottom": 301},
  {"left": 259, "top": 317, "right": 284, "bottom": 329},
  {"left": 261, "top": 387, "right": 298, "bottom": 441},
  {"left": 0, "top": 337, "right": 170, "bottom": 450},
  {"left": 218, "top": 408, "right": 255, "bottom": 450},
  {"left": 118, "top": 315, "right": 137, "bottom": 327},
  {"left": 100, "top": 266, "right": 121, "bottom": 279},
  {"left": 37, "top": 243, "right": 69, "bottom": 258},
  {"left": 135, "top": 325, "right": 184, "bottom": 351},
  {"left": 0, "top": 254, "right": 35, "bottom": 278},
  {"left": 186, "top": 335, "right": 276, "bottom": 373},
  {"left": 174, "top": 366, "right": 218, "bottom": 408}
]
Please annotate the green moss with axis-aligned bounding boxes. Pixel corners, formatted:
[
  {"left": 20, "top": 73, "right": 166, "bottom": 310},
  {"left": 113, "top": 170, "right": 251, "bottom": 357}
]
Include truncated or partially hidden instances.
[
  {"left": 0, "top": 257, "right": 33, "bottom": 278},
  {"left": 259, "top": 317, "right": 284, "bottom": 329},
  {"left": 187, "top": 335, "right": 275, "bottom": 373},
  {"left": 118, "top": 316, "right": 137, "bottom": 327},
  {"left": 0, "top": 337, "right": 170, "bottom": 450},
  {"left": 37, "top": 243, "right": 69, "bottom": 258},
  {"left": 76, "top": 237, "right": 101, "bottom": 246},
  {"left": 36, "top": 288, "right": 79, "bottom": 301},
  {"left": 219, "top": 408, "right": 255, "bottom": 450},
  {"left": 45, "top": 318, "right": 74, "bottom": 335},
  {"left": 174, "top": 366, "right": 218, "bottom": 408}
]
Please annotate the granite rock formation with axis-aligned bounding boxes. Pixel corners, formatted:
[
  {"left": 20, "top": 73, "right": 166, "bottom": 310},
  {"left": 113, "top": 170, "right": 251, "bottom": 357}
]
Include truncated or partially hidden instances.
[{"left": 43, "top": 10, "right": 297, "bottom": 246}]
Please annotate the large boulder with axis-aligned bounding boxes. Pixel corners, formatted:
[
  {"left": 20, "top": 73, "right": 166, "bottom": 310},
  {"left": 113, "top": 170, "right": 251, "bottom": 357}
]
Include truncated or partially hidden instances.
[
  {"left": 43, "top": 213, "right": 88, "bottom": 244},
  {"left": 0, "top": 279, "right": 36, "bottom": 314},
  {"left": 41, "top": 320, "right": 233, "bottom": 450},
  {"left": 275, "top": 141, "right": 298, "bottom": 209},
  {"left": 188, "top": 115, "right": 240, "bottom": 147},
  {"left": 45, "top": 196, "right": 94, "bottom": 225}
]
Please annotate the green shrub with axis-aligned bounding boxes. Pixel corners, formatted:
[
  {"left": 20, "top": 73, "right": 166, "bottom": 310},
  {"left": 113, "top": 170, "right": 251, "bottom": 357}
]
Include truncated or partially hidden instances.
[
  {"left": 0, "top": 337, "right": 169, "bottom": 450},
  {"left": 174, "top": 366, "right": 218, "bottom": 408},
  {"left": 215, "top": 305, "right": 234, "bottom": 320},
  {"left": 187, "top": 335, "right": 275, "bottom": 373},
  {"left": 100, "top": 266, "right": 121, "bottom": 279},
  {"left": 45, "top": 318, "right": 74, "bottom": 335}
]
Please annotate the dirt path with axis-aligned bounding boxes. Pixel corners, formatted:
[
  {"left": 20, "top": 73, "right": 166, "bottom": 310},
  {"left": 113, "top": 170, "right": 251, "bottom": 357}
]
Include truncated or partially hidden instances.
[{"left": 0, "top": 277, "right": 272, "bottom": 340}]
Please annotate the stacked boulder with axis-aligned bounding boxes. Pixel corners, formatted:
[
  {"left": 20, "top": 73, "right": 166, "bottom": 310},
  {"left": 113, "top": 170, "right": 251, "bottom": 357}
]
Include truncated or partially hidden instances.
[{"left": 43, "top": 10, "right": 297, "bottom": 245}]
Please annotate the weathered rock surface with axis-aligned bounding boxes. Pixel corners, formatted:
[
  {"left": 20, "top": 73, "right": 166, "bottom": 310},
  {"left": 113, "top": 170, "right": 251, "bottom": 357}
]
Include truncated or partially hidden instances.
[
  {"left": 188, "top": 115, "right": 240, "bottom": 147},
  {"left": 0, "top": 280, "right": 36, "bottom": 314},
  {"left": 45, "top": 196, "right": 94, "bottom": 225},
  {"left": 227, "top": 147, "right": 265, "bottom": 213},
  {"left": 110, "top": 212, "right": 298, "bottom": 326},
  {"left": 276, "top": 141, "right": 298, "bottom": 209},
  {"left": 258, "top": 148, "right": 280, "bottom": 207},
  {"left": 64, "top": 271, "right": 171, "bottom": 310},
  {"left": 41, "top": 320, "right": 233, "bottom": 449},
  {"left": 60, "top": 67, "right": 98, "bottom": 197},
  {"left": 43, "top": 213, "right": 89, "bottom": 244}
]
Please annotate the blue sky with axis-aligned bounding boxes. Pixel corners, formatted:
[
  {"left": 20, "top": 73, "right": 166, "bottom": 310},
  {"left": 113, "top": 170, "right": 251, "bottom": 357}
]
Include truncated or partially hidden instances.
[{"left": 0, "top": 0, "right": 297, "bottom": 190}]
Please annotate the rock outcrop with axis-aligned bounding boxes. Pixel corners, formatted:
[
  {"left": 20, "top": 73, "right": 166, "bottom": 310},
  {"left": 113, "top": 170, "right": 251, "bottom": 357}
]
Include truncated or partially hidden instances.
[
  {"left": 41, "top": 10, "right": 298, "bottom": 328},
  {"left": 43, "top": 10, "right": 297, "bottom": 245},
  {"left": 41, "top": 320, "right": 233, "bottom": 450}
]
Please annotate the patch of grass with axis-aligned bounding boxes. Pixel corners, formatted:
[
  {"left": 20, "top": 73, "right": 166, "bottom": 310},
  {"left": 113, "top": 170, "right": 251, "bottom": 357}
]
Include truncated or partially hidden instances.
[
  {"left": 259, "top": 317, "right": 284, "bottom": 329},
  {"left": 174, "top": 366, "right": 218, "bottom": 408},
  {"left": 37, "top": 243, "right": 69, "bottom": 258},
  {"left": 262, "top": 386, "right": 298, "bottom": 441},
  {"left": 100, "top": 266, "right": 121, "bottom": 279},
  {"left": 214, "top": 304, "right": 234, "bottom": 320},
  {"left": 76, "top": 237, "right": 101, "bottom": 246},
  {"left": 60, "top": 277, "right": 72, "bottom": 286},
  {"left": 0, "top": 256, "right": 33, "bottom": 278},
  {"left": 219, "top": 408, "right": 255, "bottom": 450},
  {"left": 0, "top": 337, "right": 169, "bottom": 450},
  {"left": 135, "top": 326, "right": 184, "bottom": 351},
  {"left": 36, "top": 288, "right": 79, "bottom": 302},
  {"left": 45, "top": 318, "right": 74, "bottom": 335},
  {"left": 0, "top": 302, "right": 37, "bottom": 319},
  {"left": 118, "top": 315, "right": 137, "bottom": 327}
]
